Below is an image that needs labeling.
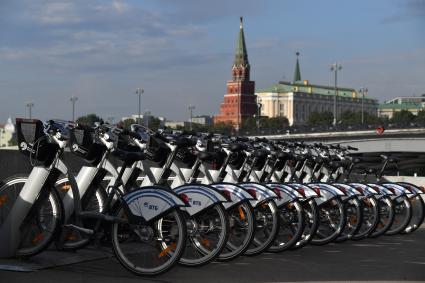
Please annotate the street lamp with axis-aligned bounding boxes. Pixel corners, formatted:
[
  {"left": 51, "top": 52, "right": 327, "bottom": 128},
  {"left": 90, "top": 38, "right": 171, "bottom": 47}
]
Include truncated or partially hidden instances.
[
  {"left": 330, "top": 63, "right": 342, "bottom": 127},
  {"left": 188, "top": 104, "right": 195, "bottom": 131},
  {"left": 70, "top": 96, "right": 78, "bottom": 122},
  {"left": 26, "top": 102, "right": 34, "bottom": 119},
  {"left": 359, "top": 87, "right": 368, "bottom": 127},
  {"left": 256, "top": 100, "right": 262, "bottom": 133},
  {"left": 135, "top": 88, "right": 144, "bottom": 124}
]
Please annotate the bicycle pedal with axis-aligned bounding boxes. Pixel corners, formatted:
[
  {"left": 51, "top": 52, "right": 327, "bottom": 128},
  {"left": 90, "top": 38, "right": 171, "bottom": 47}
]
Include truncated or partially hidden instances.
[{"left": 64, "top": 224, "right": 94, "bottom": 235}]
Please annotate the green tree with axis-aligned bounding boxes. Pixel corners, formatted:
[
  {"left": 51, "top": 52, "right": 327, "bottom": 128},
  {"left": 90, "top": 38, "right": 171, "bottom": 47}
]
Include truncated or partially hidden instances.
[
  {"left": 265, "top": 117, "right": 289, "bottom": 129},
  {"left": 147, "top": 116, "right": 162, "bottom": 130},
  {"left": 391, "top": 110, "right": 415, "bottom": 126},
  {"left": 121, "top": 118, "right": 135, "bottom": 129},
  {"left": 415, "top": 110, "right": 425, "bottom": 126},
  {"left": 308, "top": 111, "right": 333, "bottom": 126},
  {"left": 209, "top": 122, "right": 233, "bottom": 135},
  {"left": 340, "top": 111, "right": 380, "bottom": 127},
  {"left": 76, "top": 114, "right": 103, "bottom": 127}
]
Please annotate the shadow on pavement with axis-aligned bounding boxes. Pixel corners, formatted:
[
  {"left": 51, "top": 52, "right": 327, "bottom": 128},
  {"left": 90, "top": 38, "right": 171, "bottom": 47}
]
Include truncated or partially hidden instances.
[{"left": 1, "top": 229, "right": 425, "bottom": 283}]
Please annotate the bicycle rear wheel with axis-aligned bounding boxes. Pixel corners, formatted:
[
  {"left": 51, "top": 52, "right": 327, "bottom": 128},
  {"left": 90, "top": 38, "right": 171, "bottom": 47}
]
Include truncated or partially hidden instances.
[
  {"left": 403, "top": 196, "right": 424, "bottom": 234},
  {"left": 244, "top": 200, "right": 279, "bottom": 255},
  {"left": 217, "top": 202, "right": 255, "bottom": 261},
  {"left": 335, "top": 197, "right": 362, "bottom": 242},
  {"left": 311, "top": 197, "right": 346, "bottom": 245},
  {"left": 111, "top": 204, "right": 187, "bottom": 276},
  {"left": 179, "top": 203, "right": 229, "bottom": 266},
  {"left": 352, "top": 196, "right": 379, "bottom": 240},
  {"left": 55, "top": 177, "right": 107, "bottom": 250},
  {"left": 0, "top": 175, "right": 63, "bottom": 257},
  {"left": 268, "top": 200, "right": 305, "bottom": 252},
  {"left": 369, "top": 196, "right": 394, "bottom": 238},
  {"left": 386, "top": 196, "right": 412, "bottom": 235},
  {"left": 292, "top": 199, "right": 319, "bottom": 249}
]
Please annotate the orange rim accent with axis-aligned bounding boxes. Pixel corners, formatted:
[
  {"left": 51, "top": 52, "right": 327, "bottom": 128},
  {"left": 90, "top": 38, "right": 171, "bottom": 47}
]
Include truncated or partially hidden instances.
[
  {"left": 0, "top": 195, "right": 8, "bottom": 206},
  {"left": 286, "top": 203, "right": 294, "bottom": 209},
  {"left": 66, "top": 233, "right": 77, "bottom": 241},
  {"left": 348, "top": 217, "right": 357, "bottom": 226},
  {"left": 288, "top": 235, "right": 293, "bottom": 240},
  {"left": 158, "top": 242, "right": 176, "bottom": 258},
  {"left": 201, "top": 238, "right": 210, "bottom": 247},
  {"left": 60, "top": 184, "right": 72, "bottom": 192},
  {"left": 238, "top": 206, "right": 246, "bottom": 221},
  {"left": 32, "top": 233, "right": 44, "bottom": 244}
]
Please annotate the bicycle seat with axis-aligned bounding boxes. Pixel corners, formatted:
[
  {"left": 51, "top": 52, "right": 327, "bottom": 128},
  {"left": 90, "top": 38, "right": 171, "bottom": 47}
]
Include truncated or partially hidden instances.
[
  {"left": 312, "top": 156, "right": 324, "bottom": 164},
  {"left": 198, "top": 151, "right": 221, "bottom": 162},
  {"left": 229, "top": 143, "right": 246, "bottom": 152},
  {"left": 112, "top": 148, "right": 146, "bottom": 163},
  {"left": 172, "top": 137, "right": 196, "bottom": 147},
  {"left": 253, "top": 149, "right": 268, "bottom": 158},
  {"left": 381, "top": 155, "right": 400, "bottom": 163},
  {"left": 328, "top": 160, "right": 343, "bottom": 168},
  {"left": 277, "top": 152, "right": 291, "bottom": 160}
]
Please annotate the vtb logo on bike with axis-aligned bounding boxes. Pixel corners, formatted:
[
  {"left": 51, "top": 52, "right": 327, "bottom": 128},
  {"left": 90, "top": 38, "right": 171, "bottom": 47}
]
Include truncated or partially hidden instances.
[
  {"left": 143, "top": 202, "right": 159, "bottom": 211},
  {"left": 189, "top": 198, "right": 202, "bottom": 206}
]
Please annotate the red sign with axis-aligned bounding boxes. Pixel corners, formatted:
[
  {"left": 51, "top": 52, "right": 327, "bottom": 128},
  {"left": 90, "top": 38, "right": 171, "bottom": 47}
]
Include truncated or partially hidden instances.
[{"left": 376, "top": 126, "right": 385, "bottom": 135}]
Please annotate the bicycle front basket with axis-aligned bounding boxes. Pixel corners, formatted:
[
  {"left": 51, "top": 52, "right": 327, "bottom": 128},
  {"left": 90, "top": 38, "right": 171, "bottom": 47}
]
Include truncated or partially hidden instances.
[
  {"left": 69, "top": 125, "right": 105, "bottom": 165},
  {"left": 16, "top": 118, "right": 56, "bottom": 163}
]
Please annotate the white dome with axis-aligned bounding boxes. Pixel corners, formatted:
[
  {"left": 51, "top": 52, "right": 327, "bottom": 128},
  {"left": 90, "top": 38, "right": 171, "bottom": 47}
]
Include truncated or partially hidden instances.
[{"left": 4, "top": 117, "right": 15, "bottom": 133}]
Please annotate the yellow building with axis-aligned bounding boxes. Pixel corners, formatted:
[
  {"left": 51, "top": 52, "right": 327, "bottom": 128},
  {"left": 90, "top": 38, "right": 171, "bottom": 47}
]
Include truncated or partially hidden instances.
[{"left": 256, "top": 53, "right": 378, "bottom": 125}]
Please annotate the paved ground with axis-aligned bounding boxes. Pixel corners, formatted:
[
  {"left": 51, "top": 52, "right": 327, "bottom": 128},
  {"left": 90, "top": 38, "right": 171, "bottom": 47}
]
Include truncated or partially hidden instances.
[{"left": 1, "top": 228, "right": 425, "bottom": 283}]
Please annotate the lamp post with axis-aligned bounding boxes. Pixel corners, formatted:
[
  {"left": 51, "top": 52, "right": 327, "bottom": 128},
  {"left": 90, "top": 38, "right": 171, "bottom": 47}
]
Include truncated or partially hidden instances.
[
  {"left": 70, "top": 96, "right": 78, "bottom": 122},
  {"left": 236, "top": 96, "right": 240, "bottom": 134},
  {"left": 188, "top": 104, "right": 195, "bottom": 131},
  {"left": 359, "top": 87, "right": 368, "bottom": 127},
  {"left": 256, "top": 100, "right": 262, "bottom": 133},
  {"left": 330, "top": 63, "right": 342, "bottom": 127},
  {"left": 26, "top": 102, "right": 34, "bottom": 119},
  {"left": 135, "top": 88, "right": 144, "bottom": 123}
]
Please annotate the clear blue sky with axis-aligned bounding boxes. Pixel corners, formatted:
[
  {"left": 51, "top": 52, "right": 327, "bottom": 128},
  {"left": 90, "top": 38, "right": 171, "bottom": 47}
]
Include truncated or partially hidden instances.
[{"left": 0, "top": 0, "right": 424, "bottom": 122}]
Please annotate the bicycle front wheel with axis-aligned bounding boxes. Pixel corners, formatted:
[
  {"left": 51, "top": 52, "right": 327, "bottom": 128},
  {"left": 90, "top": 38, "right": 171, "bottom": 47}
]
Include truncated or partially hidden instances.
[
  {"left": 0, "top": 175, "right": 63, "bottom": 257},
  {"left": 111, "top": 205, "right": 187, "bottom": 276}
]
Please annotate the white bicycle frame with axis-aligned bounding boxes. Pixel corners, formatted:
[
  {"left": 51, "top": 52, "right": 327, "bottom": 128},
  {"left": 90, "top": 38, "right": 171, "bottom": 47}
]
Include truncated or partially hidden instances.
[{"left": 0, "top": 135, "right": 71, "bottom": 257}]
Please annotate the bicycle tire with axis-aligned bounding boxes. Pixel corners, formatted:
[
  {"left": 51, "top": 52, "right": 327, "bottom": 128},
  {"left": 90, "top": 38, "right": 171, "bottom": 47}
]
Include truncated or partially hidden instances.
[{"left": 0, "top": 175, "right": 63, "bottom": 257}]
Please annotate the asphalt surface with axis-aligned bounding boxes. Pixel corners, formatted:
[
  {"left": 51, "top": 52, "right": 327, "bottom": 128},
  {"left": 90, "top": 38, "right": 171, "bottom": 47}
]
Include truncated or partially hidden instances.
[{"left": 1, "top": 228, "right": 424, "bottom": 283}]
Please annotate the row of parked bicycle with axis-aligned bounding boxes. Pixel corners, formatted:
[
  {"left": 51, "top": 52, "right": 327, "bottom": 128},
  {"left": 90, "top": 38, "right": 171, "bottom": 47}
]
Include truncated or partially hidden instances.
[{"left": 0, "top": 118, "right": 424, "bottom": 276}]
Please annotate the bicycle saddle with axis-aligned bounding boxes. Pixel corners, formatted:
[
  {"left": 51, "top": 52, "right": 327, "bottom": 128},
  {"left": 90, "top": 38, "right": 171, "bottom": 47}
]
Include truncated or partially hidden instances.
[
  {"left": 112, "top": 148, "right": 146, "bottom": 163},
  {"left": 229, "top": 143, "right": 246, "bottom": 152},
  {"left": 198, "top": 151, "right": 221, "bottom": 162}
]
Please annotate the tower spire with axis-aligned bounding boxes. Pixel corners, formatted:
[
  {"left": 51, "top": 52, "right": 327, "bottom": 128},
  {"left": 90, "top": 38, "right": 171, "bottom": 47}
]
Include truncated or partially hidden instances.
[
  {"left": 234, "top": 16, "right": 249, "bottom": 68},
  {"left": 293, "top": 51, "right": 301, "bottom": 82}
]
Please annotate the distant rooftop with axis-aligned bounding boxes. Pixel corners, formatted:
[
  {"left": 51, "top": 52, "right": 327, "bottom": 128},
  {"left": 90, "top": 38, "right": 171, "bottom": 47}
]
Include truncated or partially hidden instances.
[
  {"left": 257, "top": 81, "right": 375, "bottom": 100},
  {"left": 379, "top": 102, "right": 423, "bottom": 110}
]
